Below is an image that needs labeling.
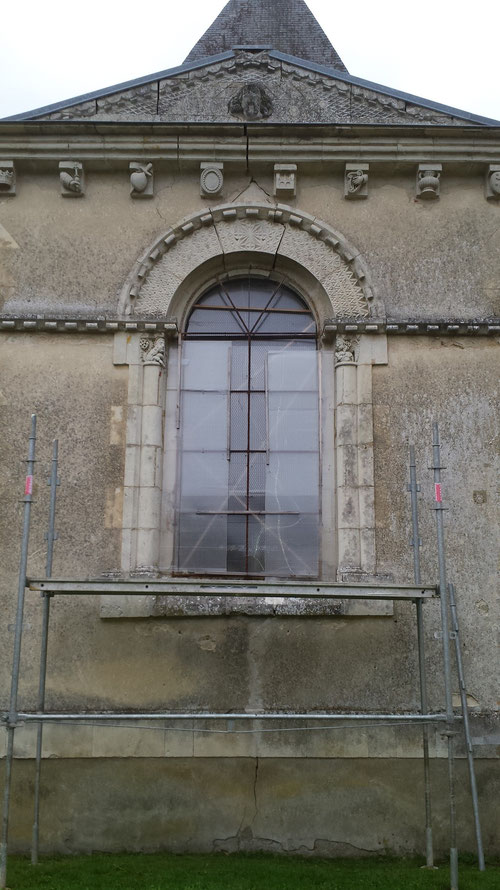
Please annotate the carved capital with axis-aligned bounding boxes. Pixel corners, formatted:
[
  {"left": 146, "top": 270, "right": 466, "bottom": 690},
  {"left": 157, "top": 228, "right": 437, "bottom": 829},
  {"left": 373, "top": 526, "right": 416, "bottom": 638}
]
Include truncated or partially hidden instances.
[
  {"left": 200, "top": 162, "right": 224, "bottom": 198},
  {"left": 345, "top": 163, "right": 369, "bottom": 200},
  {"left": 59, "top": 161, "right": 85, "bottom": 197},
  {"left": 335, "top": 335, "right": 359, "bottom": 364},
  {"left": 130, "top": 162, "right": 154, "bottom": 199},
  {"left": 140, "top": 336, "right": 165, "bottom": 367},
  {"left": 0, "top": 161, "right": 16, "bottom": 196},
  {"left": 486, "top": 164, "right": 500, "bottom": 201},
  {"left": 416, "top": 164, "right": 441, "bottom": 200}
]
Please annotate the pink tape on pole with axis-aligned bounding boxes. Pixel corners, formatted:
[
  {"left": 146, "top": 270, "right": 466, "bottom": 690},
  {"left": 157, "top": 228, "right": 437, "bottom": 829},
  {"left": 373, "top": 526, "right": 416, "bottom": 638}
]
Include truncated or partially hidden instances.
[
  {"left": 24, "top": 475, "right": 33, "bottom": 496},
  {"left": 435, "top": 483, "right": 442, "bottom": 503}
]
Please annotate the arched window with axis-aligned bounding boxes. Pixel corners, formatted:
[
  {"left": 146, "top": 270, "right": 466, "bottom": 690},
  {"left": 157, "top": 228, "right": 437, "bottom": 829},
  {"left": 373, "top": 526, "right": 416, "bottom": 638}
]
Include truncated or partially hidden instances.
[{"left": 176, "top": 278, "right": 319, "bottom": 577}]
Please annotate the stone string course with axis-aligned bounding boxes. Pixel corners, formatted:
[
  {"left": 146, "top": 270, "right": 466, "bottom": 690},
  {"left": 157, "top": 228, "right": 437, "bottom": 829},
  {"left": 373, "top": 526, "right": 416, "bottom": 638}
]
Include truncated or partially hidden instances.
[{"left": 1, "top": 317, "right": 498, "bottom": 335}]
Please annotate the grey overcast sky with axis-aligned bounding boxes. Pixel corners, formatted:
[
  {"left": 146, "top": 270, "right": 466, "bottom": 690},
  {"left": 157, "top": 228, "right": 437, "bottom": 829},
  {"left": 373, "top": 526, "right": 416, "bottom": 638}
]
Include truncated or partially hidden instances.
[{"left": 1, "top": 0, "right": 499, "bottom": 121}]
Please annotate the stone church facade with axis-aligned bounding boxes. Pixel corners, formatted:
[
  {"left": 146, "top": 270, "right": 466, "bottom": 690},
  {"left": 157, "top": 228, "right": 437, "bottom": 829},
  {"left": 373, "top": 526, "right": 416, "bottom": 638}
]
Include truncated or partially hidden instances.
[{"left": 0, "top": 0, "right": 499, "bottom": 857}]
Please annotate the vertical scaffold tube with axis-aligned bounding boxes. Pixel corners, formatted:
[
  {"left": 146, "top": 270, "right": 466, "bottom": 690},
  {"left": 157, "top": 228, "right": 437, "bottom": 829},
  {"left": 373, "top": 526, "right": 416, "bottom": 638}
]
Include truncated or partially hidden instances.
[
  {"left": 448, "top": 583, "right": 485, "bottom": 871},
  {"left": 431, "top": 423, "right": 458, "bottom": 890},
  {"left": 32, "top": 440, "right": 59, "bottom": 865},
  {"left": 408, "top": 445, "right": 434, "bottom": 867},
  {"left": 0, "top": 415, "right": 37, "bottom": 890}
]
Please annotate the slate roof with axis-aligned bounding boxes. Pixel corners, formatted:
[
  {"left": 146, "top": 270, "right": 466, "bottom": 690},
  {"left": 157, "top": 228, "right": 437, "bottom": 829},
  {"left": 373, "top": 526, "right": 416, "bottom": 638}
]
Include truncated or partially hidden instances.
[{"left": 185, "top": 0, "right": 348, "bottom": 71}]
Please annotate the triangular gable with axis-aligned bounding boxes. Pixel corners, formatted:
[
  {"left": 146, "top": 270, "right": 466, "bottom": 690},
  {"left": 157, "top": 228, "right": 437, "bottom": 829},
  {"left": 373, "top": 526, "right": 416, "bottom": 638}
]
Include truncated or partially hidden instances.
[{"left": 4, "top": 51, "right": 499, "bottom": 127}]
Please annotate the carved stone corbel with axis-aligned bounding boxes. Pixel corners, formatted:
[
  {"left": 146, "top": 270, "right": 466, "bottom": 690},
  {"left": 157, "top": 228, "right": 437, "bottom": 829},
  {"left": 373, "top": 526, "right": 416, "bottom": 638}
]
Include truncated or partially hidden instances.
[
  {"left": 59, "top": 161, "right": 85, "bottom": 197},
  {"left": 0, "top": 161, "right": 16, "bottom": 196},
  {"left": 345, "top": 163, "right": 369, "bottom": 199},
  {"left": 485, "top": 164, "right": 500, "bottom": 201},
  {"left": 130, "top": 162, "right": 154, "bottom": 199},
  {"left": 200, "top": 162, "right": 224, "bottom": 198},
  {"left": 274, "top": 164, "right": 297, "bottom": 198},
  {"left": 416, "top": 164, "right": 441, "bottom": 200}
]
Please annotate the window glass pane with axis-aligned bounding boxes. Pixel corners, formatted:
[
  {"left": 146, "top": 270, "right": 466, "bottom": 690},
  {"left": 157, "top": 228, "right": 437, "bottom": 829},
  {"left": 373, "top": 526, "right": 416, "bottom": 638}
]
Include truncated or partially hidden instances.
[
  {"left": 182, "top": 341, "right": 230, "bottom": 391},
  {"left": 187, "top": 307, "right": 245, "bottom": 335},
  {"left": 265, "top": 514, "right": 319, "bottom": 576},
  {"left": 182, "top": 392, "right": 227, "bottom": 451},
  {"left": 254, "top": 311, "right": 316, "bottom": 336},
  {"left": 178, "top": 514, "right": 227, "bottom": 572},
  {"left": 268, "top": 350, "right": 318, "bottom": 392},
  {"left": 180, "top": 452, "right": 229, "bottom": 512},
  {"left": 269, "top": 392, "right": 319, "bottom": 452},
  {"left": 226, "top": 515, "right": 247, "bottom": 574},
  {"left": 249, "top": 393, "right": 266, "bottom": 451},
  {"left": 247, "top": 516, "right": 266, "bottom": 575},
  {"left": 230, "top": 393, "right": 248, "bottom": 450},
  {"left": 228, "top": 454, "right": 266, "bottom": 512},
  {"left": 265, "top": 453, "right": 319, "bottom": 514},
  {"left": 230, "top": 340, "right": 249, "bottom": 391}
]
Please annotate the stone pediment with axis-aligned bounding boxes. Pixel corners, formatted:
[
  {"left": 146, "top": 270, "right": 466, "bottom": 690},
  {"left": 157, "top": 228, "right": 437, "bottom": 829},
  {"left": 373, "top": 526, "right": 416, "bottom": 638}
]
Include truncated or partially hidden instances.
[{"left": 19, "top": 51, "right": 490, "bottom": 127}]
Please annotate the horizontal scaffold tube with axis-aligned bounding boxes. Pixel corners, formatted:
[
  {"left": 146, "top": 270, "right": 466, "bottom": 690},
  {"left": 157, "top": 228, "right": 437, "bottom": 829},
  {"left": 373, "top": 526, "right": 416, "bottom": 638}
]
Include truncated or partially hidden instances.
[{"left": 13, "top": 712, "right": 449, "bottom": 722}]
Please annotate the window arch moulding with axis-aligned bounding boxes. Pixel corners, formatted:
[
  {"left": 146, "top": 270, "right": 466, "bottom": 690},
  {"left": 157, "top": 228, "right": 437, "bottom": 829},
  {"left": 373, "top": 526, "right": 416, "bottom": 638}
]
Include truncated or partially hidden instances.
[
  {"left": 118, "top": 202, "right": 383, "bottom": 323},
  {"left": 107, "top": 203, "right": 390, "bottom": 619}
]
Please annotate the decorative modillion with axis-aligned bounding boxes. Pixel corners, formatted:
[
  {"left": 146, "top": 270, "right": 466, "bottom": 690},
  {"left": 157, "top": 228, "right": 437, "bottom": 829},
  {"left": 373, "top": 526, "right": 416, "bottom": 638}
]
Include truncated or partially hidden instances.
[
  {"left": 0, "top": 161, "right": 16, "bottom": 196},
  {"left": 200, "top": 163, "right": 224, "bottom": 198},
  {"left": 59, "top": 161, "right": 85, "bottom": 197},
  {"left": 228, "top": 82, "right": 272, "bottom": 120},
  {"left": 485, "top": 165, "right": 500, "bottom": 201},
  {"left": 274, "top": 164, "right": 297, "bottom": 198},
  {"left": 130, "top": 162, "right": 154, "bottom": 199},
  {"left": 345, "top": 163, "right": 369, "bottom": 199},
  {"left": 416, "top": 164, "right": 442, "bottom": 200}
]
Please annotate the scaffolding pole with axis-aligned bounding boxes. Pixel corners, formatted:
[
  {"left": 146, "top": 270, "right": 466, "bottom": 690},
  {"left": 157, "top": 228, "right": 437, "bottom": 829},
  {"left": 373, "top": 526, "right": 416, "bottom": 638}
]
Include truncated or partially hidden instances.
[
  {"left": 448, "top": 583, "right": 485, "bottom": 871},
  {"left": 431, "top": 422, "right": 458, "bottom": 890},
  {"left": 0, "top": 415, "right": 37, "bottom": 890},
  {"left": 408, "top": 445, "right": 435, "bottom": 868},
  {"left": 31, "top": 440, "right": 59, "bottom": 865}
]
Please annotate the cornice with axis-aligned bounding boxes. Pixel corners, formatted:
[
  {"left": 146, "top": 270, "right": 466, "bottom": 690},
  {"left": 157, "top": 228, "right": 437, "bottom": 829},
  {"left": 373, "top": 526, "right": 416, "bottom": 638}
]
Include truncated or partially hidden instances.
[
  {"left": 1, "top": 316, "right": 498, "bottom": 337},
  {"left": 1, "top": 126, "right": 500, "bottom": 166}
]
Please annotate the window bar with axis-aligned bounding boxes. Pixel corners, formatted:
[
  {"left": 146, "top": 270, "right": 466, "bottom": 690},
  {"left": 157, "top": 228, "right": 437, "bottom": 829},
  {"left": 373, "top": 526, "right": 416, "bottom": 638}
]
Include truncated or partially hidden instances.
[
  {"left": 196, "top": 511, "right": 300, "bottom": 515},
  {"left": 264, "top": 356, "right": 270, "bottom": 466},
  {"left": 226, "top": 344, "right": 232, "bottom": 461},
  {"left": 175, "top": 332, "right": 182, "bottom": 430}
]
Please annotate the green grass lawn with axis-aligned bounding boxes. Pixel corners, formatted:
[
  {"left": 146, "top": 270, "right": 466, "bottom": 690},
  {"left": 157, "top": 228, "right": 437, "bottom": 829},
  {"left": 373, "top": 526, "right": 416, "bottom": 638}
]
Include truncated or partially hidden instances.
[{"left": 6, "top": 853, "right": 499, "bottom": 890}]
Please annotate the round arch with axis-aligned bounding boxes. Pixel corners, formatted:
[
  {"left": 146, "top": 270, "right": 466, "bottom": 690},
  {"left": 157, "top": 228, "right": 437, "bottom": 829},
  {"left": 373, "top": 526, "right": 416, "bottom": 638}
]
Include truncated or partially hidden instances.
[{"left": 118, "top": 202, "right": 382, "bottom": 324}]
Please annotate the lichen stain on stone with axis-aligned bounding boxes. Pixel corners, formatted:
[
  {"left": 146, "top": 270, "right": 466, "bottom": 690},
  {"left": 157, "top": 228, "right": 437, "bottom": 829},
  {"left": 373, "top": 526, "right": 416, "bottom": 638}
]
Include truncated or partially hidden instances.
[{"left": 198, "top": 635, "right": 217, "bottom": 652}]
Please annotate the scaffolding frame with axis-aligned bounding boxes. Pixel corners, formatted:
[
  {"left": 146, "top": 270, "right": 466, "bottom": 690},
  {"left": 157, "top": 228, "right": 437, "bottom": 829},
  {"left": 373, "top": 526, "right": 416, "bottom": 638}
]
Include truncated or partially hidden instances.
[{"left": 0, "top": 417, "right": 485, "bottom": 890}]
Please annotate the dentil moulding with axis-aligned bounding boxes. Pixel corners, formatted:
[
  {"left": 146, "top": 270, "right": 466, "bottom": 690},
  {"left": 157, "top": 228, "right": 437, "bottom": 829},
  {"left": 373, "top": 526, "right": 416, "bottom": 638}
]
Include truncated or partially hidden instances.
[
  {"left": 0, "top": 161, "right": 16, "bottom": 196},
  {"left": 200, "top": 163, "right": 224, "bottom": 197}
]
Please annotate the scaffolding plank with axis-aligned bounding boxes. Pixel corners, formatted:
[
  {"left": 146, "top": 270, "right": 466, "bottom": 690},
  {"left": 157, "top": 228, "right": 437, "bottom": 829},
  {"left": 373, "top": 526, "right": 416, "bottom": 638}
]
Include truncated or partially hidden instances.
[{"left": 27, "top": 578, "right": 437, "bottom": 600}]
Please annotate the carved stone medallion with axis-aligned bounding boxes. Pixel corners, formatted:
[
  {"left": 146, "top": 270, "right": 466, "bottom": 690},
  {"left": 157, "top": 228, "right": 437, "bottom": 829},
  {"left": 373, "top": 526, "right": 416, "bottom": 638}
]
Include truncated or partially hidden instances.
[{"left": 228, "top": 82, "right": 272, "bottom": 120}]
